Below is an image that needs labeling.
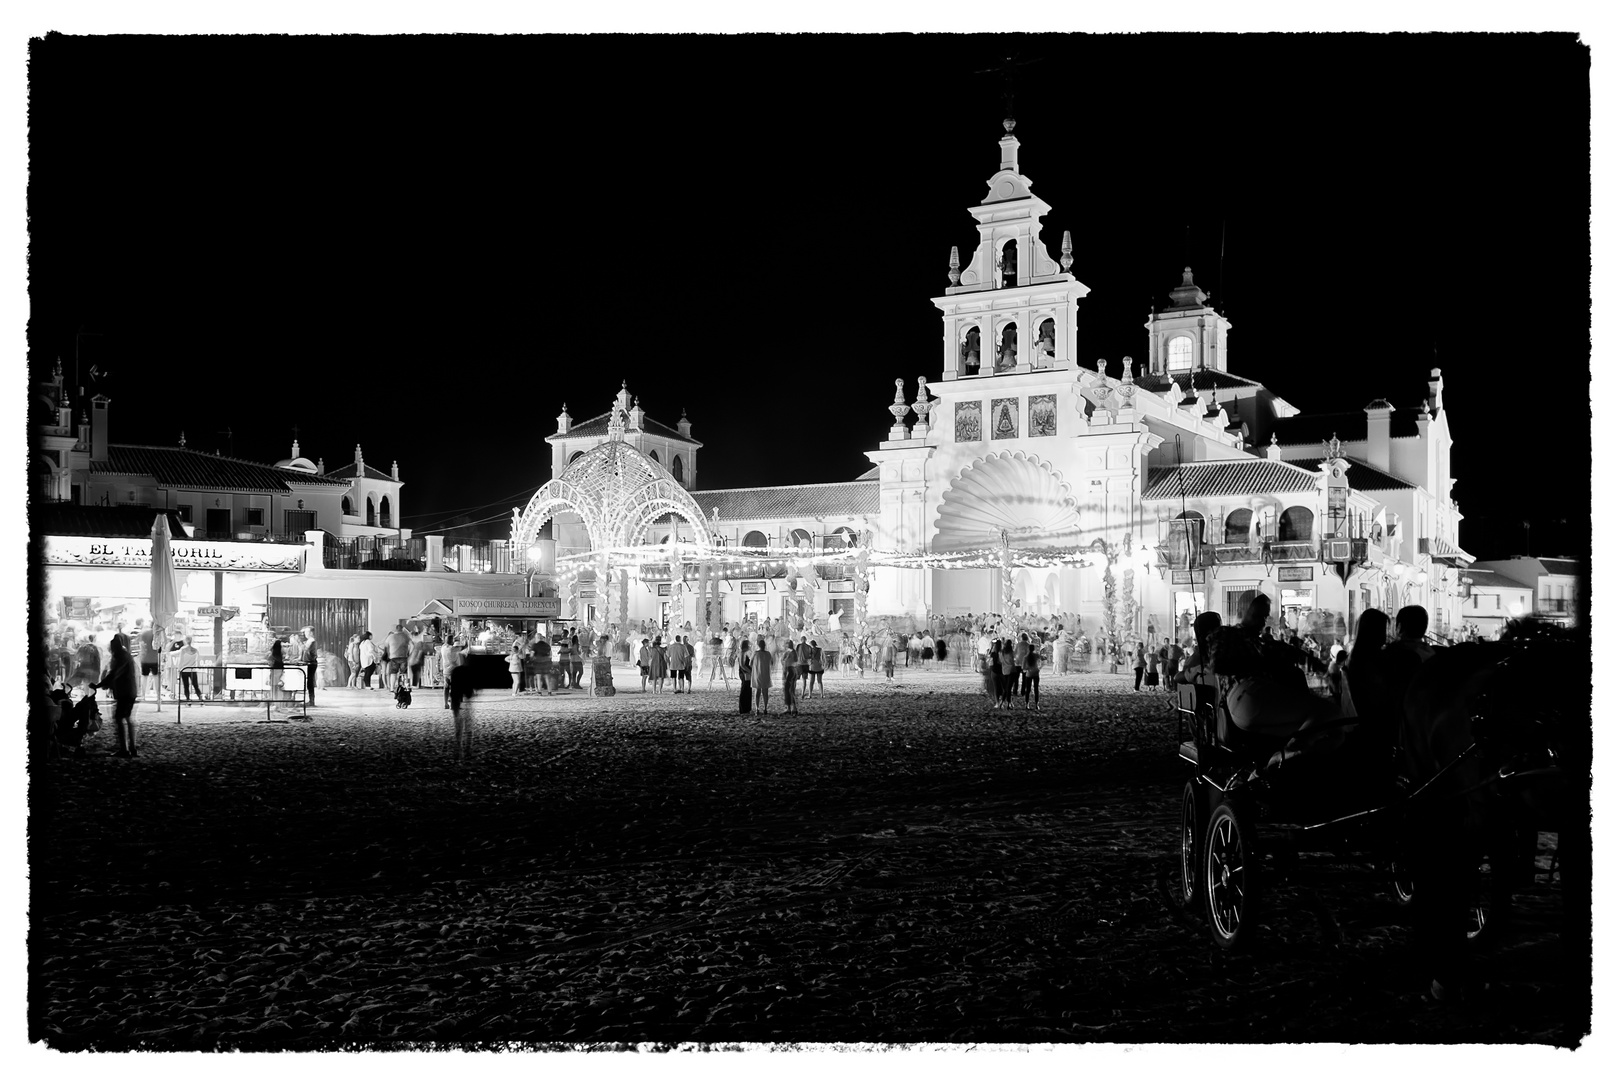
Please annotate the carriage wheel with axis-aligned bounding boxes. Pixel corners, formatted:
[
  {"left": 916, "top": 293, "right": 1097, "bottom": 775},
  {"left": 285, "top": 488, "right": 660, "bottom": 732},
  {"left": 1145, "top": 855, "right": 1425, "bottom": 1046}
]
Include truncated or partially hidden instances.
[
  {"left": 1391, "top": 857, "right": 1417, "bottom": 907},
  {"left": 1174, "top": 781, "right": 1204, "bottom": 909},
  {"left": 1203, "top": 799, "right": 1260, "bottom": 950}
]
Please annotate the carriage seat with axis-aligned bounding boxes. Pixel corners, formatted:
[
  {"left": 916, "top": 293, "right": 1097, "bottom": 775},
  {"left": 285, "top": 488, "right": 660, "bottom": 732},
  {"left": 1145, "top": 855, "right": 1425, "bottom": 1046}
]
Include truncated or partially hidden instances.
[{"left": 1176, "top": 679, "right": 1287, "bottom": 769}]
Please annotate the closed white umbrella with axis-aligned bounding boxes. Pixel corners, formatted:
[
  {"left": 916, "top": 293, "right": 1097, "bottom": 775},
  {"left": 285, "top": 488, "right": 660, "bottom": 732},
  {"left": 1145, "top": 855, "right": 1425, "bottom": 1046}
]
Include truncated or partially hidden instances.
[{"left": 149, "top": 514, "right": 181, "bottom": 713}]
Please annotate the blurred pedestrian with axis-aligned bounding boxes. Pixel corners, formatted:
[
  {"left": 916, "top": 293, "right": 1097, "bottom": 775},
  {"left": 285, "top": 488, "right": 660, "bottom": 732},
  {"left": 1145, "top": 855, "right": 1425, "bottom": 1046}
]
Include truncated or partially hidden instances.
[
  {"left": 1132, "top": 640, "right": 1146, "bottom": 691},
  {"left": 753, "top": 637, "right": 774, "bottom": 715},
  {"left": 649, "top": 635, "right": 668, "bottom": 694},
  {"left": 807, "top": 639, "right": 825, "bottom": 694},
  {"left": 738, "top": 639, "right": 754, "bottom": 714},
  {"left": 878, "top": 635, "right": 896, "bottom": 681},
  {"left": 1021, "top": 634, "right": 1042, "bottom": 710},
  {"left": 97, "top": 632, "right": 139, "bottom": 757},
  {"left": 300, "top": 627, "right": 319, "bottom": 707},
  {"left": 782, "top": 644, "right": 800, "bottom": 716},
  {"left": 997, "top": 639, "right": 1016, "bottom": 708},
  {"left": 637, "top": 637, "right": 651, "bottom": 692},
  {"left": 507, "top": 636, "right": 527, "bottom": 697},
  {"left": 981, "top": 643, "right": 999, "bottom": 710},
  {"left": 177, "top": 636, "right": 201, "bottom": 701},
  {"left": 449, "top": 656, "right": 476, "bottom": 762},
  {"left": 358, "top": 631, "right": 378, "bottom": 689}
]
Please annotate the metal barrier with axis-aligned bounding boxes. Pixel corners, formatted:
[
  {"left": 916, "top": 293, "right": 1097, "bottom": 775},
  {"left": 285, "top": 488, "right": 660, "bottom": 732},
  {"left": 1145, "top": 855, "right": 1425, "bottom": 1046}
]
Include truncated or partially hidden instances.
[{"left": 175, "top": 664, "right": 312, "bottom": 724}]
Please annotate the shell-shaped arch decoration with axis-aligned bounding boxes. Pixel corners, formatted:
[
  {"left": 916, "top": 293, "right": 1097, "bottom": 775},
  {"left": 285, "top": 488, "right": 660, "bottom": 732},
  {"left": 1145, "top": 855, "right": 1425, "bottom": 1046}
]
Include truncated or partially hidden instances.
[{"left": 931, "top": 450, "right": 1085, "bottom": 553}]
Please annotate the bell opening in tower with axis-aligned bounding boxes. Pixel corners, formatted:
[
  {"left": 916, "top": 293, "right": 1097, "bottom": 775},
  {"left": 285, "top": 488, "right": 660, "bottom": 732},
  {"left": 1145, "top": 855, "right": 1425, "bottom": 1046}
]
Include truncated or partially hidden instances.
[{"left": 1000, "top": 240, "right": 1018, "bottom": 288}]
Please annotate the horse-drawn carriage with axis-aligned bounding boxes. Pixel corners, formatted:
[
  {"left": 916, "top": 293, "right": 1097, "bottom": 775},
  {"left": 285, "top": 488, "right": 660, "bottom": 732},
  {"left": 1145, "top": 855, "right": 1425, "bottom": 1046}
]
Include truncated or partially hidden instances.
[
  {"left": 1172, "top": 675, "right": 1415, "bottom": 948},
  {"left": 1170, "top": 632, "right": 1581, "bottom": 962}
]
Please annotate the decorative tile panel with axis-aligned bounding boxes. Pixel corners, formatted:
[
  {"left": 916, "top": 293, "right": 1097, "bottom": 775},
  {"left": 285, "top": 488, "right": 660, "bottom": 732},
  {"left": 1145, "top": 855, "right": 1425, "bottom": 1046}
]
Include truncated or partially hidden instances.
[
  {"left": 990, "top": 398, "right": 1019, "bottom": 440},
  {"left": 1029, "top": 394, "right": 1057, "bottom": 437},
  {"left": 954, "top": 400, "right": 982, "bottom": 442}
]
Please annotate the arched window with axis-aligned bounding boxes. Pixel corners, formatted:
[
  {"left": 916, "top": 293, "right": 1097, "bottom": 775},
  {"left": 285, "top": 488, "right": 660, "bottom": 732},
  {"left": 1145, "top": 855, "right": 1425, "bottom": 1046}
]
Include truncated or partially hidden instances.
[
  {"left": 379, "top": 496, "right": 392, "bottom": 529},
  {"left": 672, "top": 455, "right": 684, "bottom": 484},
  {"left": 1174, "top": 510, "right": 1205, "bottom": 548},
  {"left": 961, "top": 326, "right": 981, "bottom": 374},
  {"left": 831, "top": 526, "right": 858, "bottom": 548},
  {"left": 1167, "top": 337, "right": 1193, "bottom": 373},
  {"left": 648, "top": 449, "right": 660, "bottom": 465},
  {"left": 569, "top": 451, "right": 585, "bottom": 465},
  {"left": 341, "top": 496, "right": 353, "bottom": 517},
  {"left": 366, "top": 497, "right": 376, "bottom": 527},
  {"left": 790, "top": 527, "right": 813, "bottom": 550},
  {"left": 742, "top": 529, "right": 768, "bottom": 549},
  {"left": 1278, "top": 505, "right": 1314, "bottom": 542},
  {"left": 1225, "top": 508, "right": 1253, "bottom": 545},
  {"left": 1000, "top": 239, "right": 1018, "bottom": 288},
  {"left": 1036, "top": 318, "right": 1056, "bottom": 365},
  {"left": 995, "top": 323, "right": 1018, "bottom": 372}
]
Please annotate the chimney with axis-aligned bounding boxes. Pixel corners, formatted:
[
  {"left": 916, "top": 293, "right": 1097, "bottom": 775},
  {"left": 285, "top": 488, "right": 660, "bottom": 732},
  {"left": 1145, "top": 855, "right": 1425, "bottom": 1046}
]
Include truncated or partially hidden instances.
[
  {"left": 355, "top": 443, "right": 364, "bottom": 466},
  {"left": 628, "top": 397, "right": 645, "bottom": 432},
  {"left": 1416, "top": 400, "right": 1431, "bottom": 440},
  {"left": 1427, "top": 368, "right": 1444, "bottom": 412},
  {"left": 677, "top": 408, "right": 692, "bottom": 439},
  {"left": 90, "top": 395, "right": 111, "bottom": 464},
  {"left": 317, "top": 457, "right": 325, "bottom": 474},
  {"left": 556, "top": 403, "right": 572, "bottom": 435},
  {"left": 391, "top": 460, "right": 399, "bottom": 481},
  {"left": 291, "top": 438, "right": 301, "bottom": 460},
  {"left": 1364, "top": 399, "right": 1393, "bottom": 472},
  {"left": 1265, "top": 432, "right": 1282, "bottom": 461}
]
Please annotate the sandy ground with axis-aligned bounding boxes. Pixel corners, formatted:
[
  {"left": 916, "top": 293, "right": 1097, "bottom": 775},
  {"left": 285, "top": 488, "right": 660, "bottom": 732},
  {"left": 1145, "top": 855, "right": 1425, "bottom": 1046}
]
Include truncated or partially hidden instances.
[{"left": 29, "top": 666, "right": 1585, "bottom": 1049}]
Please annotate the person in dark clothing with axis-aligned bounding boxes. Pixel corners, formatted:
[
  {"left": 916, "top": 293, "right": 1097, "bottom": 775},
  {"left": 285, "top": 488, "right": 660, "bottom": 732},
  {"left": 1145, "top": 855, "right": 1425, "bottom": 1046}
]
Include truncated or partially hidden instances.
[
  {"left": 737, "top": 640, "right": 754, "bottom": 714},
  {"left": 96, "top": 633, "right": 139, "bottom": 757},
  {"left": 300, "top": 628, "right": 319, "bottom": 707},
  {"left": 268, "top": 637, "right": 285, "bottom": 706}
]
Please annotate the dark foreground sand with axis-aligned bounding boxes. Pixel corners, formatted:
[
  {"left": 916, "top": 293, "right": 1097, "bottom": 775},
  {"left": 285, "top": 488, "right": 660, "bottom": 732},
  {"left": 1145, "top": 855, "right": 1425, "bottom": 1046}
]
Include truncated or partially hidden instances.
[{"left": 30, "top": 668, "right": 1582, "bottom": 1049}]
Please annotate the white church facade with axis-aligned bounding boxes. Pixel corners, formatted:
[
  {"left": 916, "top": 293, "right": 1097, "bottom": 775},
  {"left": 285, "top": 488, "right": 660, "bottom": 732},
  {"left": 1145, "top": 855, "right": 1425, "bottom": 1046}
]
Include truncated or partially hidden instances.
[{"left": 510, "top": 121, "right": 1472, "bottom": 645}]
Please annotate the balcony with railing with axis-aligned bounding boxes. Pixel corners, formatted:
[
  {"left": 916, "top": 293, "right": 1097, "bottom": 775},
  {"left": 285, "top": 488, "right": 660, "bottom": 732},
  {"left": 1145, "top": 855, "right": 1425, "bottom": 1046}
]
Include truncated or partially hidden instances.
[
  {"left": 1535, "top": 598, "right": 1576, "bottom": 615},
  {"left": 324, "top": 535, "right": 428, "bottom": 571},
  {"left": 1265, "top": 540, "right": 1319, "bottom": 563}
]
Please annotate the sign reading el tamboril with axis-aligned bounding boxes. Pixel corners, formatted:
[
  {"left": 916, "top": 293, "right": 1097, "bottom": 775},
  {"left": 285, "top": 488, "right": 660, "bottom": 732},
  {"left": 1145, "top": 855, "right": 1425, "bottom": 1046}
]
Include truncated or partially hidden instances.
[
  {"left": 452, "top": 596, "right": 561, "bottom": 619},
  {"left": 43, "top": 535, "right": 305, "bottom": 572}
]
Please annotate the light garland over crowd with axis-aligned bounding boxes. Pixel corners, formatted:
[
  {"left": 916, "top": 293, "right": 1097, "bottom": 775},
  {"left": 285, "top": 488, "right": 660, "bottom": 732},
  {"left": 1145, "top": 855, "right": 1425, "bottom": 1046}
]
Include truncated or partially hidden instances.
[{"left": 546, "top": 538, "right": 1161, "bottom": 589}]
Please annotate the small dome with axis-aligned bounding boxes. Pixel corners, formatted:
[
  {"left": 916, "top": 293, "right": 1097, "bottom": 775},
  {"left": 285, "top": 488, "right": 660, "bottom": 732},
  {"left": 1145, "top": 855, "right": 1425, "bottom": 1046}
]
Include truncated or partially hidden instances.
[{"left": 277, "top": 457, "right": 319, "bottom": 472}]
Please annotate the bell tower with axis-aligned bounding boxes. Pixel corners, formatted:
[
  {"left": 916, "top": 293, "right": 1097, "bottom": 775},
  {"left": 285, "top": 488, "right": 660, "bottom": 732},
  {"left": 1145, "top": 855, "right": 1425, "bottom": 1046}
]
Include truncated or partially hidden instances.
[
  {"left": 932, "top": 120, "right": 1090, "bottom": 381},
  {"left": 1145, "top": 266, "right": 1233, "bottom": 379}
]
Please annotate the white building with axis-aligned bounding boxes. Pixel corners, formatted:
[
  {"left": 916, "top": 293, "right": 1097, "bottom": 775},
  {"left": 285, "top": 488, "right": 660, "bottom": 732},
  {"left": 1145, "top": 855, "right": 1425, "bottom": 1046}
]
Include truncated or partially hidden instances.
[{"left": 507, "top": 120, "right": 1481, "bottom": 644}]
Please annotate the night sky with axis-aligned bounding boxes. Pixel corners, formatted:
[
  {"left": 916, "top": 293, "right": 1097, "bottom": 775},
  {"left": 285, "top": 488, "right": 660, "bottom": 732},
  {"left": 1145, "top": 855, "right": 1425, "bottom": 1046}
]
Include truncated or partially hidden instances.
[{"left": 27, "top": 33, "right": 1590, "bottom": 558}]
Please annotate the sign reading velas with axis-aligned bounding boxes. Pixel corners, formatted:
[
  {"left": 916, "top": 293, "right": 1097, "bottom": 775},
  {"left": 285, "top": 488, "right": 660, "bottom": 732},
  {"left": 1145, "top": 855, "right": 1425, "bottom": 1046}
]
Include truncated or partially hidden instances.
[
  {"left": 1172, "top": 569, "right": 1206, "bottom": 585},
  {"left": 196, "top": 605, "right": 243, "bottom": 620},
  {"left": 43, "top": 536, "right": 306, "bottom": 573},
  {"left": 1277, "top": 566, "right": 1314, "bottom": 581},
  {"left": 452, "top": 596, "right": 561, "bottom": 619}
]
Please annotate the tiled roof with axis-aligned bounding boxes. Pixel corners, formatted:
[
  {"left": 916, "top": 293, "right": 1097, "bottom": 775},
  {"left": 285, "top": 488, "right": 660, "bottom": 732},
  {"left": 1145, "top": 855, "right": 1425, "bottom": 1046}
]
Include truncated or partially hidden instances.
[
  {"left": 33, "top": 502, "right": 188, "bottom": 539},
  {"left": 1460, "top": 567, "right": 1524, "bottom": 587},
  {"left": 1133, "top": 369, "right": 1267, "bottom": 394},
  {"left": 1466, "top": 557, "right": 1582, "bottom": 587},
  {"left": 92, "top": 445, "right": 354, "bottom": 493},
  {"left": 323, "top": 461, "right": 395, "bottom": 482},
  {"left": 686, "top": 481, "right": 880, "bottom": 523},
  {"left": 1343, "top": 459, "right": 1416, "bottom": 491},
  {"left": 1143, "top": 459, "right": 1321, "bottom": 500},
  {"left": 1272, "top": 408, "right": 1423, "bottom": 445},
  {"left": 546, "top": 411, "right": 700, "bottom": 446}
]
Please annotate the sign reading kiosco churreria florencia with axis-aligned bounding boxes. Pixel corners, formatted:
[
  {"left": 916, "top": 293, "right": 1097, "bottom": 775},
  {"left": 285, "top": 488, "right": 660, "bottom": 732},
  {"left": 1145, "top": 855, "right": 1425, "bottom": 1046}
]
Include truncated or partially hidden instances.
[{"left": 452, "top": 596, "right": 562, "bottom": 619}]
